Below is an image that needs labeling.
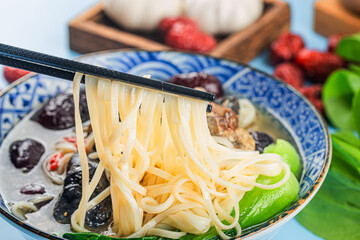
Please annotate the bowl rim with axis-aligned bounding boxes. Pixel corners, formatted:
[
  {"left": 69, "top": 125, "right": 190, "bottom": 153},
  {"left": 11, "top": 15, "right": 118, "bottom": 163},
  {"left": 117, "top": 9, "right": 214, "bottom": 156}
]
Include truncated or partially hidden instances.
[{"left": 0, "top": 49, "right": 332, "bottom": 240}]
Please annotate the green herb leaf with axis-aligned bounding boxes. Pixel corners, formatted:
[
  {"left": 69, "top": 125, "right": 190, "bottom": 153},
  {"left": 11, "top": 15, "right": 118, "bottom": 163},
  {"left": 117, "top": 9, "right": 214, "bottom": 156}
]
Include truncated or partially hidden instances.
[
  {"left": 336, "top": 33, "right": 360, "bottom": 62},
  {"left": 323, "top": 69, "right": 360, "bottom": 129}
]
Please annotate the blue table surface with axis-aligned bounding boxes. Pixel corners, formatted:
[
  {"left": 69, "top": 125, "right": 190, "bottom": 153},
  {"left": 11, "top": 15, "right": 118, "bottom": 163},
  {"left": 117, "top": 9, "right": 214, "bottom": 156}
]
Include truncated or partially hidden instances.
[{"left": 0, "top": 0, "right": 326, "bottom": 239}]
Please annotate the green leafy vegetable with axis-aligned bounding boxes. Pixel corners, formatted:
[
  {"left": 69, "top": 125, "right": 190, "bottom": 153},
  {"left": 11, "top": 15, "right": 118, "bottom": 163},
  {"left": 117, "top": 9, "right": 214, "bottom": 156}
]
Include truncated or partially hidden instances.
[
  {"left": 349, "top": 64, "right": 360, "bottom": 75},
  {"left": 336, "top": 33, "right": 360, "bottom": 62},
  {"left": 322, "top": 69, "right": 360, "bottom": 129},
  {"left": 236, "top": 171, "right": 299, "bottom": 229},
  {"left": 263, "top": 139, "right": 301, "bottom": 178},
  {"left": 332, "top": 135, "right": 360, "bottom": 175},
  {"left": 297, "top": 132, "right": 360, "bottom": 240},
  {"left": 331, "top": 130, "right": 360, "bottom": 148},
  {"left": 352, "top": 89, "right": 360, "bottom": 137},
  {"left": 183, "top": 227, "right": 237, "bottom": 240},
  {"left": 63, "top": 233, "right": 158, "bottom": 240}
]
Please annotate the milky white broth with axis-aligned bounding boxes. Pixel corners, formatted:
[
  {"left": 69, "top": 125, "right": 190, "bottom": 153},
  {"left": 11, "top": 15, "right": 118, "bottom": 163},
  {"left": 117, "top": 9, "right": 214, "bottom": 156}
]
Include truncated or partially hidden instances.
[
  {"left": 0, "top": 107, "right": 74, "bottom": 235},
  {"left": 0, "top": 98, "right": 298, "bottom": 236}
]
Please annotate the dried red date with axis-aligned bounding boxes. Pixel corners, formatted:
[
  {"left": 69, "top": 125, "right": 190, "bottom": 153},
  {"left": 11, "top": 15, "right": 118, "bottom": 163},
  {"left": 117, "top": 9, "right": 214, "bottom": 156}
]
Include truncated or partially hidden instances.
[
  {"left": 20, "top": 184, "right": 45, "bottom": 195},
  {"left": 295, "top": 49, "right": 345, "bottom": 83},
  {"left": 274, "top": 63, "right": 304, "bottom": 89},
  {"left": 9, "top": 139, "right": 45, "bottom": 172},
  {"left": 168, "top": 72, "right": 224, "bottom": 98},
  {"left": 36, "top": 89, "right": 89, "bottom": 130},
  {"left": 270, "top": 33, "right": 305, "bottom": 64}
]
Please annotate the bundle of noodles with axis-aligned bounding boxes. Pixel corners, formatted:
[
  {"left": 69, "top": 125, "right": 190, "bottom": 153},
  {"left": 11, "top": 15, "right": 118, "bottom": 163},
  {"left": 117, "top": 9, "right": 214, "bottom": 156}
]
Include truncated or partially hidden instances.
[{"left": 70, "top": 73, "right": 290, "bottom": 239}]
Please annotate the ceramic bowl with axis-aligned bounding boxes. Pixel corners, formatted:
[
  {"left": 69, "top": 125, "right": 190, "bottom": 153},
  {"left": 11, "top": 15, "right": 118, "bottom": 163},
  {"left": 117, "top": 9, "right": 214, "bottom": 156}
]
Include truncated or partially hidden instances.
[{"left": 0, "top": 50, "right": 331, "bottom": 240}]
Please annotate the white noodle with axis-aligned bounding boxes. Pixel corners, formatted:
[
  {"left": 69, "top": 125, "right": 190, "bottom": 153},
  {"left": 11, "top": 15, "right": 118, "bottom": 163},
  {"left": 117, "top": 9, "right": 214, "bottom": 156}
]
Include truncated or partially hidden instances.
[{"left": 70, "top": 74, "right": 291, "bottom": 239}]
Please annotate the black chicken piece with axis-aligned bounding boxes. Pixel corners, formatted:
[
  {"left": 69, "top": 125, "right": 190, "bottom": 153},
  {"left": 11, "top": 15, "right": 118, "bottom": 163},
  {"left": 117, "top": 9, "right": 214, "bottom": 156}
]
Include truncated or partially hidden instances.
[{"left": 53, "top": 154, "right": 112, "bottom": 231}]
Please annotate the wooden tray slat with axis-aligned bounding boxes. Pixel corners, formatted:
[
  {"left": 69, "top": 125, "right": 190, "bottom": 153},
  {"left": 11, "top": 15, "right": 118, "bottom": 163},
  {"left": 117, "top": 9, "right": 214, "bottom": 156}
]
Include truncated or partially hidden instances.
[{"left": 69, "top": 0, "right": 290, "bottom": 63}]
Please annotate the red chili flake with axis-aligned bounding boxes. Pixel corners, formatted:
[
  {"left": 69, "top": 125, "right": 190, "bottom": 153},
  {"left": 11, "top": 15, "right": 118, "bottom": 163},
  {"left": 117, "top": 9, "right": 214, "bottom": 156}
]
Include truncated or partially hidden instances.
[
  {"left": 64, "top": 136, "right": 76, "bottom": 143},
  {"left": 49, "top": 152, "right": 63, "bottom": 171},
  {"left": 64, "top": 136, "right": 87, "bottom": 151}
]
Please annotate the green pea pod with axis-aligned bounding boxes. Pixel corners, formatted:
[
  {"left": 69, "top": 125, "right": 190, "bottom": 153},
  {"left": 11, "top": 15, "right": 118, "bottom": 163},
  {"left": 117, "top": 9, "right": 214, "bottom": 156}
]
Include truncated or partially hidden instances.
[
  {"left": 263, "top": 139, "right": 301, "bottom": 178},
  {"left": 237, "top": 172, "right": 299, "bottom": 229}
]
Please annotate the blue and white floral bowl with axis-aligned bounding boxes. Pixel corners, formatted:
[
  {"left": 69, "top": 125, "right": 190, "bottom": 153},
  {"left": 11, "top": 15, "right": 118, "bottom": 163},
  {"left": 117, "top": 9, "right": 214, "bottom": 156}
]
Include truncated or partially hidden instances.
[{"left": 0, "top": 50, "right": 331, "bottom": 240}]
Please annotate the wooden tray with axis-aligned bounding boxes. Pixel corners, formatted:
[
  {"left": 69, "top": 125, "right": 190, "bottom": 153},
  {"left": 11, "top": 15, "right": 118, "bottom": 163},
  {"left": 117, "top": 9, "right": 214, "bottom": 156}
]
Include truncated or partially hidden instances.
[
  {"left": 314, "top": 0, "right": 360, "bottom": 36},
  {"left": 69, "top": 0, "right": 290, "bottom": 63}
]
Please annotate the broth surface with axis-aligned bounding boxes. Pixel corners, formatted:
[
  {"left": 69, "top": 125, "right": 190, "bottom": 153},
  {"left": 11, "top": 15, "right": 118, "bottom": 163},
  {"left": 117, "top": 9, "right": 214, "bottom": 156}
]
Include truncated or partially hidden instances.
[{"left": 0, "top": 107, "right": 73, "bottom": 235}]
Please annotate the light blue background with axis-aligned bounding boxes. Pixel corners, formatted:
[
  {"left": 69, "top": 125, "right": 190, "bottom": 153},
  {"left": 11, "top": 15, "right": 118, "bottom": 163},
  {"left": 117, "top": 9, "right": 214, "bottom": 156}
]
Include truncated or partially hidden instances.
[{"left": 0, "top": 0, "right": 324, "bottom": 239}]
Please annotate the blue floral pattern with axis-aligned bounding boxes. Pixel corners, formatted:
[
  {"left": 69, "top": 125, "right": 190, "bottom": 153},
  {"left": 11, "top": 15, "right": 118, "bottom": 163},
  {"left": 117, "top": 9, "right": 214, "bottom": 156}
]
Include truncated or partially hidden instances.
[{"left": 0, "top": 51, "right": 330, "bottom": 240}]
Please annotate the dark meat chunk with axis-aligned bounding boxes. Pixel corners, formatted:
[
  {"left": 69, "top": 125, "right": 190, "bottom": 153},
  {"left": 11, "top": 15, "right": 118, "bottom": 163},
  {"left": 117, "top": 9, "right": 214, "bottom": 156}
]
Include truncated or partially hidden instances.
[
  {"left": 215, "top": 96, "right": 240, "bottom": 115},
  {"left": 250, "top": 131, "right": 275, "bottom": 153},
  {"left": 53, "top": 154, "right": 112, "bottom": 231},
  {"left": 207, "top": 103, "right": 255, "bottom": 151},
  {"left": 224, "top": 128, "right": 255, "bottom": 150},
  {"left": 36, "top": 89, "right": 89, "bottom": 130},
  {"left": 20, "top": 184, "right": 45, "bottom": 195},
  {"left": 207, "top": 102, "right": 239, "bottom": 136},
  {"left": 9, "top": 139, "right": 45, "bottom": 172},
  {"left": 168, "top": 72, "right": 224, "bottom": 98}
]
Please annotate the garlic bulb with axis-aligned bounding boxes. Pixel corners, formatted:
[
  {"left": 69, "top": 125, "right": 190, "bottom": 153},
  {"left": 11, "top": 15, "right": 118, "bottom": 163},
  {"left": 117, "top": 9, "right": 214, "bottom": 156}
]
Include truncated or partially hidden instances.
[
  {"left": 184, "top": 0, "right": 264, "bottom": 35},
  {"left": 102, "top": 0, "right": 183, "bottom": 31}
]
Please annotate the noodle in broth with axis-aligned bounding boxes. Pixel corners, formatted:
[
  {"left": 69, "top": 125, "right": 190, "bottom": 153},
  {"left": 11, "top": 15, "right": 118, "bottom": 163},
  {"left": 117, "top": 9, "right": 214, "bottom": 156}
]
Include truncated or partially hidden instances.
[{"left": 69, "top": 73, "right": 290, "bottom": 239}]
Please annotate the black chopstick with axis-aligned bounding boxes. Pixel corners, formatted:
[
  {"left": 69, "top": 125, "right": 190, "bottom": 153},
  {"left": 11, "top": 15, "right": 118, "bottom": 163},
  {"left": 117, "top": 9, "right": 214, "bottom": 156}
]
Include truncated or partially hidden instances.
[{"left": 0, "top": 43, "right": 215, "bottom": 103}]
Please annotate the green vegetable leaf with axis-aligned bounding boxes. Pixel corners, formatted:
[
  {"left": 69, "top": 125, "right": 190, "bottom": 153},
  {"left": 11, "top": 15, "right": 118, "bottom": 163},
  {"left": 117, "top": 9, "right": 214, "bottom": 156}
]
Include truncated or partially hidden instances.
[
  {"left": 349, "top": 64, "right": 360, "bottom": 76},
  {"left": 331, "top": 136, "right": 360, "bottom": 175},
  {"left": 188, "top": 227, "right": 237, "bottom": 240},
  {"left": 297, "top": 133, "right": 360, "bottom": 240},
  {"left": 331, "top": 130, "right": 360, "bottom": 148},
  {"left": 263, "top": 139, "right": 301, "bottom": 178},
  {"left": 331, "top": 150, "right": 360, "bottom": 190},
  {"left": 237, "top": 172, "right": 299, "bottom": 229},
  {"left": 352, "top": 89, "right": 360, "bottom": 137},
  {"left": 336, "top": 33, "right": 360, "bottom": 62},
  {"left": 323, "top": 69, "right": 360, "bottom": 129},
  {"left": 297, "top": 185, "right": 360, "bottom": 240},
  {"left": 63, "top": 233, "right": 158, "bottom": 240}
]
